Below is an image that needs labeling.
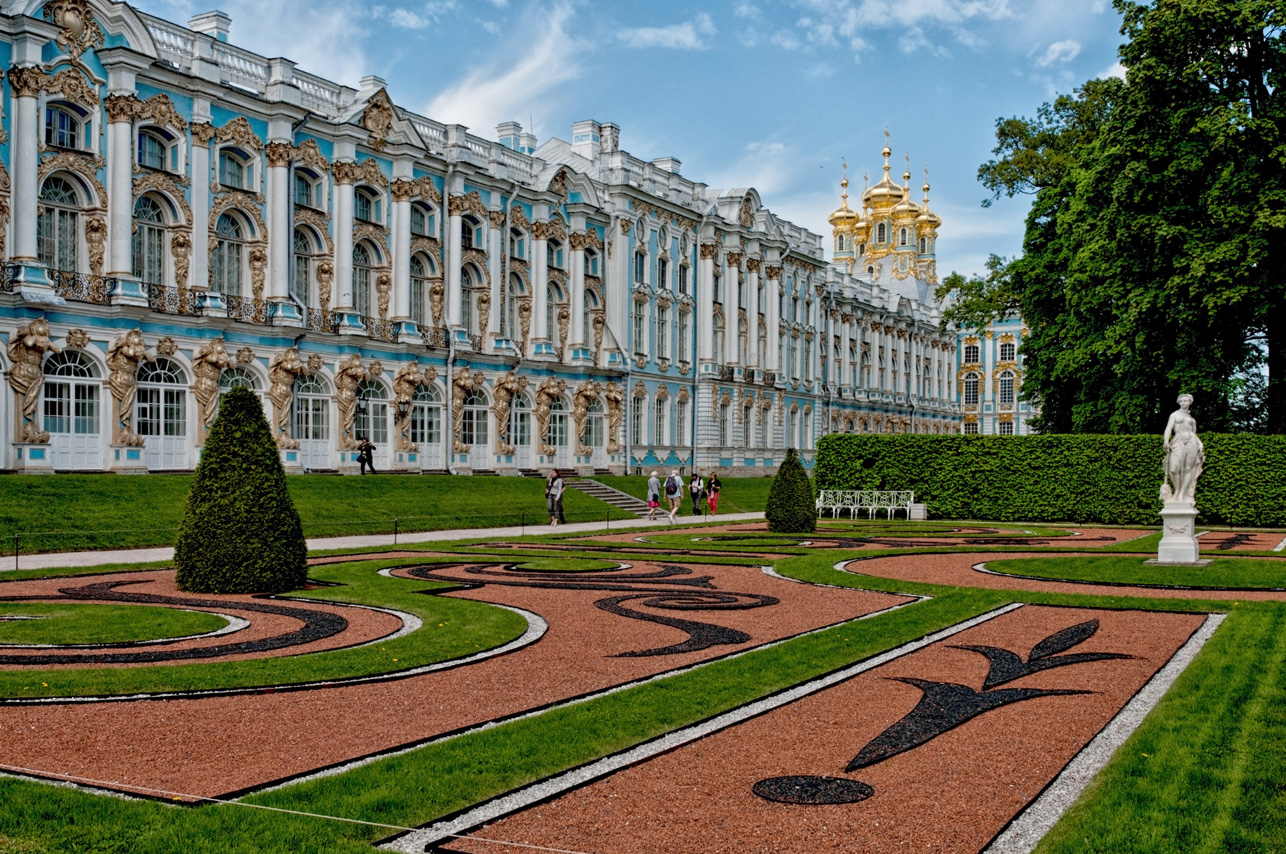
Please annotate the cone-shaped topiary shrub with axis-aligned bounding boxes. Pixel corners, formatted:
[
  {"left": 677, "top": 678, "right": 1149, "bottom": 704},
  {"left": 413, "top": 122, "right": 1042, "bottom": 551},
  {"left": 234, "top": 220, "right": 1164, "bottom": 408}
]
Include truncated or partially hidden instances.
[
  {"left": 175, "top": 386, "right": 308, "bottom": 593},
  {"left": 766, "top": 447, "right": 817, "bottom": 533}
]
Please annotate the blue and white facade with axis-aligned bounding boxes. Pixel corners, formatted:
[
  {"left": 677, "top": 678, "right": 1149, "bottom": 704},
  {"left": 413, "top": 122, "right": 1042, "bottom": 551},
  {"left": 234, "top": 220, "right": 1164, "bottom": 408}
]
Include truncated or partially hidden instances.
[
  {"left": 956, "top": 315, "right": 1037, "bottom": 435},
  {"left": 0, "top": 0, "right": 959, "bottom": 476}
]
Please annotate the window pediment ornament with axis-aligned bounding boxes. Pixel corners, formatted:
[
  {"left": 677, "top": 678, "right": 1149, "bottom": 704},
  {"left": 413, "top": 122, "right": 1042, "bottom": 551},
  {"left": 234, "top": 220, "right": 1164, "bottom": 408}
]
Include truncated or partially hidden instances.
[
  {"left": 391, "top": 175, "right": 440, "bottom": 204},
  {"left": 215, "top": 116, "right": 263, "bottom": 152},
  {"left": 295, "top": 207, "right": 334, "bottom": 254},
  {"left": 137, "top": 93, "right": 186, "bottom": 132},
  {"left": 44, "top": 0, "right": 105, "bottom": 62},
  {"left": 45, "top": 68, "right": 98, "bottom": 110},
  {"left": 449, "top": 190, "right": 488, "bottom": 219},
  {"left": 38, "top": 150, "right": 107, "bottom": 208},
  {"left": 532, "top": 219, "right": 567, "bottom": 242},
  {"left": 360, "top": 89, "right": 396, "bottom": 151},
  {"left": 632, "top": 380, "right": 648, "bottom": 399},
  {"left": 631, "top": 200, "right": 696, "bottom": 232},
  {"left": 410, "top": 236, "right": 441, "bottom": 267},
  {"left": 656, "top": 384, "right": 670, "bottom": 402},
  {"left": 677, "top": 386, "right": 690, "bottom": 404},
  {"left": 507, "top": 204, "right": 531, "bottom": 232},
  {"left": 354, "top": 221, "right": 390, "bottom": 257},
  {"left": 333, "top": 157, "right": 388, "bottom": 188},
  {"left": 460, "top": 248, "right": 490, "bottom": 285},
  {"left": 548, "top": 168, "right": 571, "bottom": 200},
  {"left": 133, "top": 171, "right": 192, "bottom": 223}
]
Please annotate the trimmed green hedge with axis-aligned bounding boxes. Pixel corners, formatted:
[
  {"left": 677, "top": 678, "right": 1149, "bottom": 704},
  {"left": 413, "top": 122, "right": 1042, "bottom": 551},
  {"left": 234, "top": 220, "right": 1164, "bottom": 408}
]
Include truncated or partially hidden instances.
[
  {"left": 814, "top": 434, "right": 1286, "bottom": 526},
  {"left": 766, "top": 448, "right": 817, "bottom": 533}
]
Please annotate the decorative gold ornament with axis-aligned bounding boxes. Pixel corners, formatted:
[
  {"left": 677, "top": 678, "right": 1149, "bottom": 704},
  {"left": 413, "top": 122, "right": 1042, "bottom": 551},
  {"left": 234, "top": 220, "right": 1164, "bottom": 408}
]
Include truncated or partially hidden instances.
[
  {"left": 215, "top": 116, "right": 263, "bottom": 151},
  {"left": 155, "top": 337, "right": 178, "bottom": 357},
  {"left": 392, "top": 362, "right": 431, "bottom": 452},
  {"left": 334, "top": 355, "right": 369, "bottom": 450},
  {"left": 489, "top": 371, "right": 528, "bottom": 454},
  {"left": 85, "top": 215, "right": 106, "bottom": 277},
  {"left": 106, "top": 330, "right": 153, "bottom": 446},
  {"left": 191, "top": 338, "right": 232, "bottom": 444},
  {"left": 6, "top": 319, "right": 61, "bottom": 443},
  {"left": 43, "top": 0, "right": 105, "bottom": 62},
  {"left": 361, "top": 89, "right": 396, "bottom": 151},
  {"left": 268, "top": 348, "right": 307, "bottom": 449},
  {"left": 190, "top": 123, "right": 217, "bottom": 147},
  {"left": 451, "top": 368, "right": 486, "bottom": 453}
]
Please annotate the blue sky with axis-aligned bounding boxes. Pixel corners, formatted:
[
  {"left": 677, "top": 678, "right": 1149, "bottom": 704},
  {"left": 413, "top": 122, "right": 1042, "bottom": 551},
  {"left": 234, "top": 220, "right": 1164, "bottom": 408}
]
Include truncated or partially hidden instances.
[{"left": 132, "top": 0, "right": 1131, "bottom": 279}]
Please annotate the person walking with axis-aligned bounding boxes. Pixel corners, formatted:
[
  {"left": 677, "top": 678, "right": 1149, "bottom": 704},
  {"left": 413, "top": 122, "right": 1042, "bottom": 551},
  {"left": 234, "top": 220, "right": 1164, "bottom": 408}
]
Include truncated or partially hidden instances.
[
  {"left": 546, "top": 469, "right": 564, "bottom": 526},
  {"left": 646, "top": 470, "right": 662, "bottom": 521},
  {"left": 358, "top": 436, "right": 377, "bottom": 475},
  {"left": 664, "top": 469, "right": 683, "bottom": 523},
  {"left": 706, "top": 470, "right": 722, "bottom": 516},
  {"left": 689, "top": 472, "right": 705, "bottom": 517}
]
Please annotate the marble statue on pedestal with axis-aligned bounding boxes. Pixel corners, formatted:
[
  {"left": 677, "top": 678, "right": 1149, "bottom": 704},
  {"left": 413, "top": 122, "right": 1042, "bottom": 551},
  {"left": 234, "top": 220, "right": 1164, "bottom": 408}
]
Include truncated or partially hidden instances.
[{"left": 1155, "top": 393, "right": 1206, "bottom": 565}]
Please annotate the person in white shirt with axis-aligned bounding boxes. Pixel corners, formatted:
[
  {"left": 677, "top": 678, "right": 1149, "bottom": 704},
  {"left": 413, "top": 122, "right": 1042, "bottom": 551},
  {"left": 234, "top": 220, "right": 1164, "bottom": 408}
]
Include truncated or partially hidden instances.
[
  {"left": 646, "top": 470, "right": 662, "bottom": 521},
  {"left": 664, "top": 469, "right": 683, "bottom": 523}
]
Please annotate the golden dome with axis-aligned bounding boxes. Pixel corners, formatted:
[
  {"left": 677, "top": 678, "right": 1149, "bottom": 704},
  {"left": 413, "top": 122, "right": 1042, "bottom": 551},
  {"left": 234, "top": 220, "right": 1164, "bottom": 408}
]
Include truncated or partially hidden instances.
[
  {"left": 891, "top": 161, "right": 920, "bottom": 222},
  {"left": 862, "top": 132, "right": 905, "bottom": 209},
  {"left": 827, "top": 162, "right": 860, "bottom": 230}
]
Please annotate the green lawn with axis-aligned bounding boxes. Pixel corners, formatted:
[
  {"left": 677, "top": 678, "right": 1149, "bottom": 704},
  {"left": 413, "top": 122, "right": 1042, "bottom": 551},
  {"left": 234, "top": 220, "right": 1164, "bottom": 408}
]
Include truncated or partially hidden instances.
[
  {"left": 0, "top": 603, "right": 226, "bottom": 646},
  {"left": 0, "top": 475, "right": 632, "bottom": 555},
  {"left": 988, "top": 556, "right": 1286, "bottom": 590},
  {"left": 596, "top": 474, "right": 777, "bottom": 514}
]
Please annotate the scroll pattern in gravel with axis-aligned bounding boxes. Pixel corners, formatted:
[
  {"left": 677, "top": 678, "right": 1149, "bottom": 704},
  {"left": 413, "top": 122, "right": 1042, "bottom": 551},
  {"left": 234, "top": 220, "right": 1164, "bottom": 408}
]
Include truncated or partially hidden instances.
[{"left": 420, "top": 606, "right": 1206, "bottom": 854}]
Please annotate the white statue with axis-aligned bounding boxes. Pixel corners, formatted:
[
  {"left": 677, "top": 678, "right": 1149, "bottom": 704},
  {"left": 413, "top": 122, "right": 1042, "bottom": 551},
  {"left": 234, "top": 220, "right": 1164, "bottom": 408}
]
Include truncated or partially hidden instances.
[{"left": 1161, "top": 393, "right": 1203, "bottom": 505}]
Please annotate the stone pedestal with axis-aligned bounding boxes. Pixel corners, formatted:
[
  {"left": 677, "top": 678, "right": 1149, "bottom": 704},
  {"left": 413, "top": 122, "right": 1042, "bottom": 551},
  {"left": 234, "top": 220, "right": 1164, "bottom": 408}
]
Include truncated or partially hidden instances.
[
  {"left": 909, "top": 503, "right": 928, "bottom": 521},
  {"left": 109, "top": 444, "right": 149, "bottom": 473},
  {"left": 279, "top": 448, "right": 304, "bottom": 474},
  {"left": 11, "top": 443, "right": 55, "bottom": 473},
  {"left": 1153, "top": 503, "right": 1205, "bottom": 565}
]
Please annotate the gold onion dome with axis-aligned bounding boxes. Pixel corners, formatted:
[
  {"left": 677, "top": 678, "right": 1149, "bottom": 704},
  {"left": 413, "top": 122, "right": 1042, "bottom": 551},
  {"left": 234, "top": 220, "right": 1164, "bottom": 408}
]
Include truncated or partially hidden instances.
[
  {"left": 891, "top": 161, "right": 921, "bottom": 221},
  {"left": 828, "top": 164, "right": 860, "bottom": 229},
  {"left": 862, "top": 134, "right": 905, "bottom": 209}
]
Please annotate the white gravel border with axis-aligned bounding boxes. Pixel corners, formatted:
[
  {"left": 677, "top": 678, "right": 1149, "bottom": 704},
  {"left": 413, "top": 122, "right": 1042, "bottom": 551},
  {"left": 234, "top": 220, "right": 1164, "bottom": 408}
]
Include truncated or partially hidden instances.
[
  {"left": 982, "top": 612, "right": 1225, "bottom": 854},
  {"left": 380, "top": 603, "right": 1024, "bottom": 853}
]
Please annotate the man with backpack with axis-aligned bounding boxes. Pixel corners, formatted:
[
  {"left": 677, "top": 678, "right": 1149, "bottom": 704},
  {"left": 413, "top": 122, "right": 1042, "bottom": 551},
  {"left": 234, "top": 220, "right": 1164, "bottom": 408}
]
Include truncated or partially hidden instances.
[{"left": 663, "top": 469, "right": 683, "bottom": 523}]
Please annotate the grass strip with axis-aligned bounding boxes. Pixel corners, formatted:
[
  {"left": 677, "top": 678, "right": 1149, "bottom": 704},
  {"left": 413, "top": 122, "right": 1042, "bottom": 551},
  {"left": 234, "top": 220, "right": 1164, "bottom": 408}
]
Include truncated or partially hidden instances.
[
  {"left": 988, "top": 556, "right": 1286, "bottom": 590},
  {"left": 0, "top": 558, "right": 525, "bottom": 700},
  {"left": 0, "top": 603, "right": 226, "bottom": 646}
]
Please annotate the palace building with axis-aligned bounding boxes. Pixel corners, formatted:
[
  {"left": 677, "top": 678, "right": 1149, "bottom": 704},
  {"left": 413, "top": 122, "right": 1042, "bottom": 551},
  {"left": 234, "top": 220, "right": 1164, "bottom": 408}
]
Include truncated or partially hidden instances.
[{"left": 0, "top": 0, "right": 959, "bottom": 476}]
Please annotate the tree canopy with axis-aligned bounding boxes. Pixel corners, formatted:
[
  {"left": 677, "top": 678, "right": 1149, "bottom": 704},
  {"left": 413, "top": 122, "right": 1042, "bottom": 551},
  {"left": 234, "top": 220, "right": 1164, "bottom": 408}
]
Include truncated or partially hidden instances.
[{"left": 942, "top": 0, "right": 1284, "bottom": 434}]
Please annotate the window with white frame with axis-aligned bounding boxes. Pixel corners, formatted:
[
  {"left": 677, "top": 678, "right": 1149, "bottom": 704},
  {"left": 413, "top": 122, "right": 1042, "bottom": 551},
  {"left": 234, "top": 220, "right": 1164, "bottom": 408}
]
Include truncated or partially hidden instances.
[
  {"left": 657, "top": 257, "right": 668, "bottom": 290},
  {"left": 964, "top": 373, "right": 980, "bottom": 406},
  {"left": 135, "top": 358, "right": 186, "bottom": 437},
  {"left": 132, "top": 196, "right": 166, "bottom": 285},
  {"left": 45, "top": 104, "right": 85, "bottom": 149},
  {"left": 37, "top": 176, "right": 81, "bottom": 272},
  {"left": 719, "top": 402, "right": 730, "bottom": 446},
  {"left": 582, "top": 399, "right": 605, "bottom": 449},
  {"left": 546, "top": 284, "right": 561, "bottom": 350},
  {"left": 676, "top": 397, "right": 688, "bottom": 444},
  {"left": 211, "top": 212, "right": 246, "bottom": 295},
  {"left": 547, "top": 398, "right": 568, "bottom": 448},
  {"left": 678, "top": 310, "right": 690, "bottom": 363},
  {"left": 137, "top": 128, "right": 177, "bottom": 172},
  {"left": 508, "top": 392, "right": 530, "bottom": 447},
  {"left": 411, "top": 203, "right": 435, "bottom": 237},
  {"left": 999, "top": 341, "right": 1016, "bottom": 361},
  {"left": 43, "top": 350, "right": 100, "bottom": 436},
  {"left": 354, "top": 379, "right": 388, "bottom": 447},
  {"left": 547, "top": 239, "right": 564, "bottom": 270},
  {"left": 653, "top": 397, "right": 666, "bottom": 445},
  {"left": 742, "top": 405, "right": 752, "bottom": 448},
  {"left": 586, "top": 248, "right": 600, "bottom": 276},
  {"left": 964, "top": 342, "right": 980, "bottom": 363},
  {"left": 656, "top": 305, "right": 669, "bottom": 359},
  {"left": 634, "top": 252, "right": 646, "bottom": 285},
  {"left": 964, "top": 421, "right": 980, "bottom": 435},
  {"left": 354, "top": 187, "right": 380, "bottom": 223},
  {"left": 788, "top": 409, "right": 798, "bottom": 449},
  {"left": 678, "top": 264, "right": 689, "bottom": 295},
  {"left": 509, "top": 227, "right": 526, "bottom": 259},
  {"left": 998, "top": 420, "right": 1015, "bottom": 436},
  {"left": 632, "top": 300, "right": 646, "bottom": 355},
  {"left": 295, "top": 374, "right": 330, "bottom": 440},
  {"left": 411, "top": 384, "right": 441, "bottom": 447},
  {"left": 631, "top": 395, "right": 644, "bottom": 445},
  {"left": 217, "top": 149, "right": 252, "bottom": 190},
  {"left": 999, "top": 371, "right": 1015, "bottom": 406},
  {"left": 352, "top": 242, "right": 374, "bottom": 315},
  {"left": 410, "top": 254, "right": 429, "bottom": 326},
  {"left": 294, "top": 170, "right": 322, "bottom": 208},
  {"left": 461, "top": 389, "right": 488, "bottom": 447}
]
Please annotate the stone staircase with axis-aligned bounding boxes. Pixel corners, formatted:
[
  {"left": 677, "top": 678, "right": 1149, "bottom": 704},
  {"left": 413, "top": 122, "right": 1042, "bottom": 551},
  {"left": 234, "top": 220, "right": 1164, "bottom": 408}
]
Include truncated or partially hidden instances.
[{"left": 566, "top": 479, "right": 651, "bottom": 518}]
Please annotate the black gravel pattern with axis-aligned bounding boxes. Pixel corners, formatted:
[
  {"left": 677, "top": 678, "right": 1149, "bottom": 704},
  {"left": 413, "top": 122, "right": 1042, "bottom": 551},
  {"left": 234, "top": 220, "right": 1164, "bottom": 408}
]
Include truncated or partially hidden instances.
[
  {"left": 752, "top": 775, "right": 874, "bottom": 805},
  {"left": 0, "top": 581, "right": 348, "bottom": 665}
]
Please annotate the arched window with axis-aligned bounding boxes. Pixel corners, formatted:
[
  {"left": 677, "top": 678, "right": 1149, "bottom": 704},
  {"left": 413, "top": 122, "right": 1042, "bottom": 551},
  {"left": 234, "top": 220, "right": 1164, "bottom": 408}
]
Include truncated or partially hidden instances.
[
  {"left": 461, "top": 389, "right": 489, "bottom": 446},
  {"left": 217, "top": 149, "right": 252, "bottom": 190},
  {"left": 999, "top": 371, "right": 1016, "bottom": 406},
  {"left": 410, "top": 254, "right": 429, "bottom": 326},
  {"left": 859, "top": 242, "right": 866, "bottom": 256},
  {"left": 352, "top": 242, "right": 374, "bottom": 315},
  {"left": 411, "top": 203, "right": 435, "bottom": 237},
  {"left": 509, "top": 227, "right": 526, "bottom": 259},
  {"left": 877, "top": 222, "right": 886, "bottom": 243},
  {"left": 582, "top": 399, "right": 605, "bottom": 448},
  {"left": 634, "top": 252, "right": 646, "bottom": 285},
  {"left": 547, "top": 238, "right": 564, "bottom": 270},
  {"left": 295, "top": 374, "right": 330, "bottom": 440},
  {"left": 213, "top": 213, "right": 248, "bottom": 295},
  {"left": 354, "top": 187, "right": 380, "bottom": 223},
  {"left": 132, "top": 196, "right": 166, "bottom": 285},
  {"left": 899, "top": 227, "right": 908, "bottom": 246},
  {"left": 293, "top": 228, "right": 315, "bottom": 307},
  {"left": 632, "top": 300, "right": 646, "bottom": 355},
  {"left": 219, "top": 367, "right": 259, "bottom": 392},
  {"left": 548, "top": 398, "right": 568, "bottom": 448},
  {"left": 43, "top": 350, "right": 100, "bottom": 436},
  {"left": 652, "top": 396, "right": 666, "bottom": 445},
  {"left": 964, "top": 373, "right": 980, "bottom": 407},
  {"left": 411, "top": 384, "right": 442, "bottom": 447},
  {"left": 45, "top": 103, "right": 86, "bottom": 149},
  {"left": 919, "top": 236, "right": 927, "bottom": 253},
  {"left": 38, "top": 176, "right": 80, "bottom": 271},
  {"left": 504, "top": 273, "right": 523, "bottom": 339},
  {"left": 999, "top": 341, "right": 1016, "bottom": 361},
  {"left": 136, "top": 358, "right": 186, "bottom": 437},
  {"left": 508, "top": 392, "right": 530, "bottom": 447},
  {"left": 587, "top": 248, "right": 600, "bottom": 276},
  {"left": 461, "top": 265, "right": 480, "bottom": 333}
]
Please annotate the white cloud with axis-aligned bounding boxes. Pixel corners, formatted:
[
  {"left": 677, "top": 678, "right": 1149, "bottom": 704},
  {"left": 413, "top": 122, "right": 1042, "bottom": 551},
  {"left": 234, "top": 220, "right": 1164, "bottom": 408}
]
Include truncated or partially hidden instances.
[
  {"left": 1034, "top": 38, "right": 1081, "bottom": 67},
  {"left": 617, "top": 12, "right": 716, "bottom": 49},
  {"left": 734, "top": 2, "right": 761, "bottom": 19},
  {"left": 388, "top": 8, "right": 432, "bottom": 29},
  {"left": 426, "top": 1, "right": 583, "bottom": 135},
  {"left": 1098, "top": 60, "right": 1126, "bottom": 79}
]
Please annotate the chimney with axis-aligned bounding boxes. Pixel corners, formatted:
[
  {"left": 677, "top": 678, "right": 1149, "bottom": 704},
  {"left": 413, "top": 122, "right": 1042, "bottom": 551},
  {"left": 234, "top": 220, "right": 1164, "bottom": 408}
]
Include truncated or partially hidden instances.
[
  {"left": 571, "top": 119, "right": 601, "bottom": 162},
  {"left": 359, "top": 75, "right": 387, "bottom": 94},
  {"left": 600, "top": 122, "right": 620, "bottom": 155},
  {"left": 519, "top": 131, "right": 537, "bottom": 154},
  {"left": 189, "top": 10, "right": 231, "bottom": 42},
  {"left": 496, "top": 121, "right": 523, "bottom": 151}
]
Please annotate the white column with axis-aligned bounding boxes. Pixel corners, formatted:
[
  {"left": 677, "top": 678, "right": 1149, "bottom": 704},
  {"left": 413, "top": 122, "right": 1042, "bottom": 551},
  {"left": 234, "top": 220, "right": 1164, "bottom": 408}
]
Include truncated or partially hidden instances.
[
  {"left": 698, "top": 244, "right": 715, "bottom": 363},
  {"left": 265, "top": 144, "right": 291, "bottom": 301},
  {"left": 983, "top": 330, "right": 995, "bottom": 431},
  {"left": 105, "top": 96, "right": 136, "bottom": 278},
  {"left": 569, "top": 235, "right": 586, "bottom": 349},
  {"left": 334, "top": 174, "right": 355, "bottom": 309},
  {"left": 390, "top": 188, "right": 411, "bottom": 321},
  {"left": 724, "top": 253, "right": 740, "bottom": 365},
  {"left": 9, "top": 71, "right": 40, "bottom": 263},
  {"left": 839, "top": 316, "right": 850, "bottom": 391},
  {"left": 446, "top": 206, "right": 462, "bottom": 327},
  {"left": 872, "top": 323, "right": 883, "bottom": 392},
  {"left": 746, "top": 260, "right": 760, "bottom": 369},
  {"left": 765, "top": 265, "right": 780, "bottom": 373},
  {"left": 487, "top": 212, "right": 502, "bottom": 338},
  {"left": 532, "top": 228, "right": 548, "bottom": 344},
  {"left": 190, "top": 126, "right": 212, "bottom": 289}
]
